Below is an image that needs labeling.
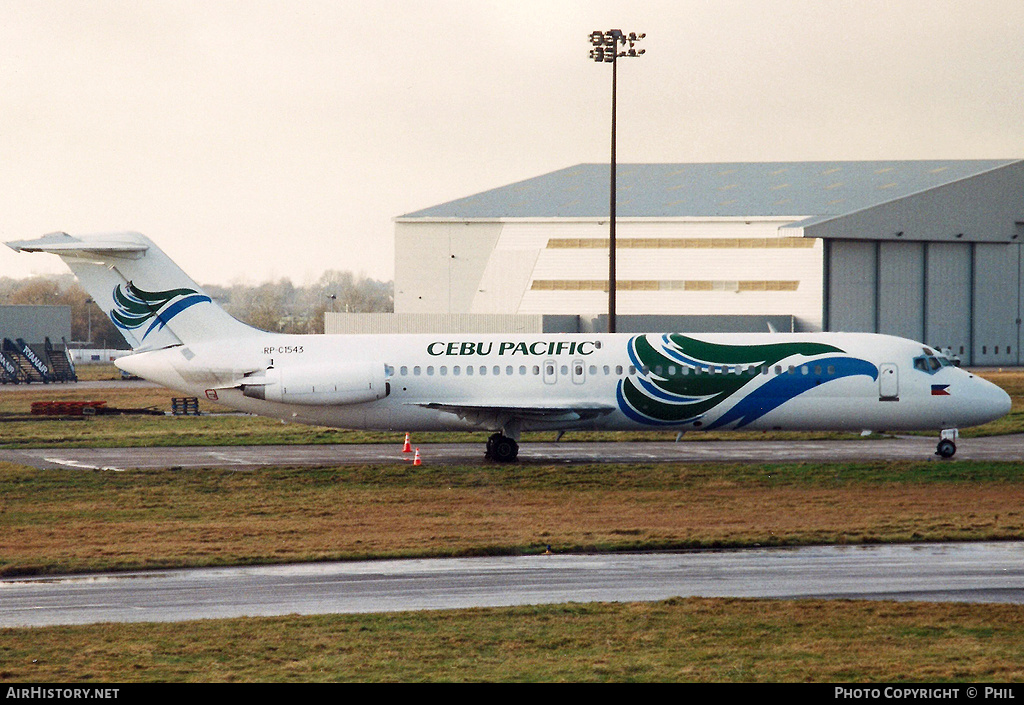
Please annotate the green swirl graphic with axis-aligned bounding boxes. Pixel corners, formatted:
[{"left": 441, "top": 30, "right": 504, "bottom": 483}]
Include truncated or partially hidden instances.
[
  {"left": 110, "top": 282, "right": 210, "bottom": 340},
  {"left": 618, "top": 334, "right": 847, "bottom": 425}
]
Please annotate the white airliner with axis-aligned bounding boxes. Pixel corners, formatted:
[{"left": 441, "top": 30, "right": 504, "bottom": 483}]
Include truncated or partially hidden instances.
[{"left": 7, "top": 232, "right": 1012, "bottom": 461}]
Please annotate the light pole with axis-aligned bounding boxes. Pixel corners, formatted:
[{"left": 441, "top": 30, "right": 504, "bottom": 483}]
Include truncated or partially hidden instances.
[
  {"left": 85, "top": 298, "right": 93, "bottom": 345},
  {"left": 589, "top": 29, "right": 645, "bottom": 334}
]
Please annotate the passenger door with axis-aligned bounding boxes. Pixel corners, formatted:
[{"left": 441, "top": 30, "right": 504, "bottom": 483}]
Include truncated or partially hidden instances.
[{"left": 879, "top": 363, "right": 899, "bottom": 401}]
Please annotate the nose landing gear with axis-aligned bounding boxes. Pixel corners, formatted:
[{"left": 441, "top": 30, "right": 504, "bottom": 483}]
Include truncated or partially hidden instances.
[{"left": 935, "top": 428, "right": 958, "bottom": 458}]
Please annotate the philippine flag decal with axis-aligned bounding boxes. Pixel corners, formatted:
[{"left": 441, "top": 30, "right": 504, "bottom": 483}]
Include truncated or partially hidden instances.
[{"left": 931, "top": 384, "right": 951, "bottom": 396}]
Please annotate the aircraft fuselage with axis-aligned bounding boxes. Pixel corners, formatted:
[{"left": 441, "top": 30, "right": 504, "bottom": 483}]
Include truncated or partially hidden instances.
[{"left": 116, "top": 330, "right": 1011, "bottom": 438}]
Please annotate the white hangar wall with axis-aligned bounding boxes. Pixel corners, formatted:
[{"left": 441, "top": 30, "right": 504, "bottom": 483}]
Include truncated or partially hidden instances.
[{"left": 395, "top": 218, "right": 826, "bottom": 331}]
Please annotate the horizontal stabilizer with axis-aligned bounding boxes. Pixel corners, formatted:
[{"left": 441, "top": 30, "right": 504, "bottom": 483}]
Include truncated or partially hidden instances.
[{"left": 6, "top": 232, "right": 148, "bottom": 257}]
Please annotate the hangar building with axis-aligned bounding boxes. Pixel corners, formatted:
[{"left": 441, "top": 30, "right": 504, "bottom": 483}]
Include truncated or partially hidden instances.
[{"left": 394, "top": 160, "right": 1024, "bottom": 366}]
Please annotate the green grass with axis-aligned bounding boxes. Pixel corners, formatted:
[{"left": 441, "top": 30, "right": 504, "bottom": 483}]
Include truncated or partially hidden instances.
[
  {"left": 2, "top": 460, "right": 1023, "bottom": 577},
  {"left": 4, "top": 599, "right": 1024, "bottom": 682}
]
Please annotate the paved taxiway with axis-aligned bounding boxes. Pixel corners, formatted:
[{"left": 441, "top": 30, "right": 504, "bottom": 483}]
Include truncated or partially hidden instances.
[
  {"left": 2, "top": 542, "right": 1023, "bottom": 627},
  {"left": 1, "top": 433, "right": 1022, "bottom": 470}
]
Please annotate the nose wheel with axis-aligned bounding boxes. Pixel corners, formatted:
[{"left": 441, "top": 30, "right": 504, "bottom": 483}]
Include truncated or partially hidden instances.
[{"left": 935, "top": 429, "right": 958, "bottom": 458}]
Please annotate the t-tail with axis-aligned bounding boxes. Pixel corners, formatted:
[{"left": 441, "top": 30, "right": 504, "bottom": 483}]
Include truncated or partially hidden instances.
[{"left": 6, "top": 232, "right": 258, "bottom": 350}]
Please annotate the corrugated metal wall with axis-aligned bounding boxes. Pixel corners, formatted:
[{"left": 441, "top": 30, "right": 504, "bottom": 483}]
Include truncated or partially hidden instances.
[
  {"left": 826, "top": 240, "right": 1022, "bottom": 365},
  {"left": 0, "top": 305, "right": 72, "bottom": 344}
]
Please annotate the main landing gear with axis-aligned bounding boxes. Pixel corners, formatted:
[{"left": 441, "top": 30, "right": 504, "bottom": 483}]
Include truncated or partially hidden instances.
[
  {"left": 486, "top": 432, "right": 519, "bottom": 463},
  {"left": 935, "top": 428, "right": 958, "bottom": 459}
]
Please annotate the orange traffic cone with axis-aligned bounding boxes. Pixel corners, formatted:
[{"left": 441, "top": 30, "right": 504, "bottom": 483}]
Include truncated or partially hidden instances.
[
  {"left": 412, "top": 448, "right": 421, "bottom": 466},
  {"left": 402, "top": 432, "right": 412, "bottom": 453}
]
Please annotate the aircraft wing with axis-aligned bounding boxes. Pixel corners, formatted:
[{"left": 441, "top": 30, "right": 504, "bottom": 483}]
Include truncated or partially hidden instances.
[{"left": 414, "top": 401, "right": 616, "bottom": 426}]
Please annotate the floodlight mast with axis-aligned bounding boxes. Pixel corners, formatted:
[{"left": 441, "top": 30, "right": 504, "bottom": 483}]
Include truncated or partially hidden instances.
[{"left": 589, "top": 30, "right": 645, "bottom": 334}]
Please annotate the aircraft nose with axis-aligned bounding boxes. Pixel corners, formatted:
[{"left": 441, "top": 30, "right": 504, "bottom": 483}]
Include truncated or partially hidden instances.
[{"left": 975, "top": 377, "right": 1012, "bottom": 424}]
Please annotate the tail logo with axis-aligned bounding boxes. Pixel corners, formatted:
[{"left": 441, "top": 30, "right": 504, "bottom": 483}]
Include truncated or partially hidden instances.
[{"left": 110, "top": 282, "right": 212, "bottom": 340}]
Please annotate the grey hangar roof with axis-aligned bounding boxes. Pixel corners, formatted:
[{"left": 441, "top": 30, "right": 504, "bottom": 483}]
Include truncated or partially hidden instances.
[{"left": 398, "top": 160, "right": 1020, "bottom": 221}]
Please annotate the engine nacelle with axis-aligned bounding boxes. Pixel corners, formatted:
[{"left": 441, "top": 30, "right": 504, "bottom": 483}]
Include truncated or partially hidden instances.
[{"left": 240, "top": 361, "right": 388, "bottom": 406}]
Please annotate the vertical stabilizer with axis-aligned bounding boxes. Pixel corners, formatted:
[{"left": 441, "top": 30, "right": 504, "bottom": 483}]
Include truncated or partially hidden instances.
[{"left": 6, "top": 232, "right": 257, "bottom": 350}]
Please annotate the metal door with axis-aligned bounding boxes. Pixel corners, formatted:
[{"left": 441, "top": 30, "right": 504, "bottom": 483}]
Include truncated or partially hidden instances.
[{"left": 879, "top": 363, "right": 899, "bottom": 400}]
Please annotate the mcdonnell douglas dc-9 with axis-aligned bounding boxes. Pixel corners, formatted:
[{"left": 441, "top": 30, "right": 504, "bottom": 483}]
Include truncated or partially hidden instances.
[{"left": 7, "top": 232, "right": 1011, "bottom": 461}]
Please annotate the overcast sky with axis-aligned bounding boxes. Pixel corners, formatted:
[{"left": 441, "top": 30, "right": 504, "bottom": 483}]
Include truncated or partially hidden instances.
[{"left": 2, "top": 0, "right": 1023, "bottom": 286}]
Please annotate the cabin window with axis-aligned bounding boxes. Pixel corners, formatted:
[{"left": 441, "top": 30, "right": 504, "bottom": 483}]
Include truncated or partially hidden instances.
[
  {"left": 506, "top": 366, "right": 514, "bottom": 376},
  {"left": 616, "top": 365, "right": 623, "bottom": 375},
  {"left": 533, "top": 365, "right": 541, "bottom": 375},
  {"left": 440, "top": 366, "right": 447, "bottom": 376},
  {"left": 464, "top": 366, "right": 471, "bottom": 376},
  {"left": 427, "top": 366, "right": 434, "bottom": 376},
  {"left": 774, "top": 365, "right": 782, "bottom": 375},
  {"left": 493, "top": 366, "right": 500, "bottom": 375},
  {"left": 561, "top": 365, "right": 569, "bottom": 376},
  {"left": 519, "top": 365, "right": 527, "bottom": 375},
  {"left": 589, "top": 365, "right": 597, "bottom": 375},
  {"left": 414, "top": 366, "right": 421, "bottom": 376},
  {"left": 827, "top": 365, "right": 835, "bottom": 375}
]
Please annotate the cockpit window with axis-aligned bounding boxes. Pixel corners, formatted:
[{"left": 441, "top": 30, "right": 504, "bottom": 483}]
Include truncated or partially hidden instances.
[{"left": 913, "top": 349, "right": 952, "bottom": 375}]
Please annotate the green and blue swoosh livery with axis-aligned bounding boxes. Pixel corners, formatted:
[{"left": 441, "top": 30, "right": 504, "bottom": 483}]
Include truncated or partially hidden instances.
[
  {"left": 616, "top": 334, "right": 878, "bottom": 428},
  {"left": 110, "top": 282, "right": 212, "bottom": 341}
]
